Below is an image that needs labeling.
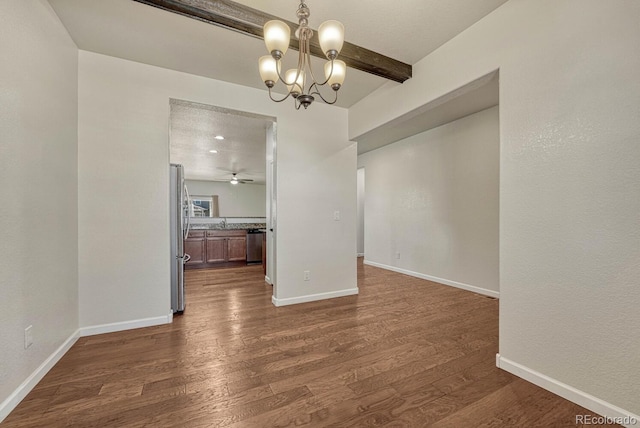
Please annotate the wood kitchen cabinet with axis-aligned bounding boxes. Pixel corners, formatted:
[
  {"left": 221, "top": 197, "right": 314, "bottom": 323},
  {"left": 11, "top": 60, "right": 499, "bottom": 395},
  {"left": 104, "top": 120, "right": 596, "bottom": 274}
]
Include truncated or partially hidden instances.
[
  {"left": 184, "top": 230, "right": 205, "bottom": 265},
  {"left": 205, "top": 237, "right": 226, "bottom": 263},
  {"left": 227, "top": 237, "right": 247, "bottom": 261},
  {"left": 185, "top": 229, "right": 247, "bottom": 269}
]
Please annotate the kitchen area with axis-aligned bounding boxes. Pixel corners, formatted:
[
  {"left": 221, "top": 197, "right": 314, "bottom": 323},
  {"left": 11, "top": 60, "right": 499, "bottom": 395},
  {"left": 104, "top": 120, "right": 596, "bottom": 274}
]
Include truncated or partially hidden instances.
[
  {"left": 169, "top": 99, "right": 276, "bottom": 314},
  {"left": 184, "top": 218, "right": 267, "bottom": 270}
]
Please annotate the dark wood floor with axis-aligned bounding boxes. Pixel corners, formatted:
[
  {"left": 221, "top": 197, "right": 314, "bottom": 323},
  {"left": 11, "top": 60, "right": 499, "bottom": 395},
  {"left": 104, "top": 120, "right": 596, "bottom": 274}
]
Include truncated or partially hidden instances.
[{"left": 3, "top": 259, "right": 611, "bottom": 427}]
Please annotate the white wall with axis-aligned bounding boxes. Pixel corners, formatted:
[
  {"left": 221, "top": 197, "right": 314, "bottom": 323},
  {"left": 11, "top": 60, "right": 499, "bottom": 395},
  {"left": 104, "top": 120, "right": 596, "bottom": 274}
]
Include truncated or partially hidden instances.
[
  {"left": 356, "top": 168, "right": 365, "bottom": 256},
  {"left": 350, "top": 0, "right": 640, "bottom": 417},
  {"left": 358, "top": 107, "right": 499, "bottom": 295},
  {"left": 78, "top": 50, "right": 356, "bottom": 326},
  {"left": 0, "top": 0, "right": 78, "bottom": 417},
  {"left": 185, "top": 180, "right": 266, "bottom": 217}
]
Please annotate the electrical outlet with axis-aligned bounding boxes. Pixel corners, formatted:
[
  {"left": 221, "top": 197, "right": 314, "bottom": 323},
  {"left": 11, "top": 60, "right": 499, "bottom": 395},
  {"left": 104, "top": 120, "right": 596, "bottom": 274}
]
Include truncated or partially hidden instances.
[
  {"left": 333, "top": 210, "right": 340, "bottom": 221},
  {"left": 24, "top": 325, "right": 33, "bottom": 349},
  {"left": 303, "top": 270, "right": 310, "bottom": 281},
  {"left": 395, "top": 252, "right": 401, "bottom": 260}
]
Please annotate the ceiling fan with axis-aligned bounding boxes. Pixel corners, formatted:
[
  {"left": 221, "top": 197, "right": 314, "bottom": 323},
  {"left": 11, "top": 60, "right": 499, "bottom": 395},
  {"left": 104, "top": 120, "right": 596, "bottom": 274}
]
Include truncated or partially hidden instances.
[{"left": 228, "top": 173, "right": 253, "bottom": 185}]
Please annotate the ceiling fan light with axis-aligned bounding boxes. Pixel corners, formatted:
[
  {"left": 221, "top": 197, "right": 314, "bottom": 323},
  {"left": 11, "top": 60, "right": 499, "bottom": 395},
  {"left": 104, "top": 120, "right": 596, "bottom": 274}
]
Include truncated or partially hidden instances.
[
  {"left": 259, "top": 55, "right": 278, "bottom": 87},
  {"left": 285, "top": 69, "right": 304, "bottom": 96},
  {"left": 318, "top": 20, "right": 344, "bottom": 59},
  {"left": 264, "top": 20, "right": 290, "bottom": 58},
  {"left": 324, "top": 60, "right": 346, "bottom": 90},
  {"left": 230, "top": 178, "right": 238, "bottom": 185}
]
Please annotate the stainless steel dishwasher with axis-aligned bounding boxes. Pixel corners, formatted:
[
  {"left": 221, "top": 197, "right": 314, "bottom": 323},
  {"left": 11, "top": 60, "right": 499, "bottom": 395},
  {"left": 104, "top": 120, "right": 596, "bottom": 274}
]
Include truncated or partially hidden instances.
[{"left": 246, "top": 229, "right": 263, "bottom": 264}]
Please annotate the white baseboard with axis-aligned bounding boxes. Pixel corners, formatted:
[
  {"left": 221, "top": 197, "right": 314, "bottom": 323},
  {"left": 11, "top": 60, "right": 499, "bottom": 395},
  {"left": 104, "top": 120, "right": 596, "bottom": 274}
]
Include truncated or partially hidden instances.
[
  {"left": 357, "top": 253, "right": 364, "bottom": 257},
  {"left": 496, "top": 354, "right": 640, "bottom": 428},
  {"left": 79, "top": 313, "right": 173, "bottom": 337},
  {"left": 265, "top": 275, "right": 272, "bottom": 285},
  {"left": 363, "top": 259, "right": 499, "bottom": 299},
  {"left": 272, "top": 288, "right": 359, "bottom": 307},
  {"left": 0, "top": 329, "right": 80, "bottom": 423},
  {"left": 0, "top": 313, "right": 174, "bottom": 423}
]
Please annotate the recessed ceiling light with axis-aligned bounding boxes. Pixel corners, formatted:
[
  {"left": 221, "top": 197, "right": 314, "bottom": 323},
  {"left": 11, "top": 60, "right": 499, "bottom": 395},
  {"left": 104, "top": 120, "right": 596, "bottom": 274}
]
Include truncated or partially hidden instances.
[
  {"left": 209, "top": 150, "right": 218, "bottom": 153},
  {"left": 214, "top": 135, "right": 224, "bottom": 140}
]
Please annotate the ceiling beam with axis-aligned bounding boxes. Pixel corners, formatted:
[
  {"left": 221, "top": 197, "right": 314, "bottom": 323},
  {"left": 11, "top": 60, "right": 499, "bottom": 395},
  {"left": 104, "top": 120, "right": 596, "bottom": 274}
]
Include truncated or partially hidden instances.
[{"left": 132, "top": 0, "right": 412, "bottom": 83}]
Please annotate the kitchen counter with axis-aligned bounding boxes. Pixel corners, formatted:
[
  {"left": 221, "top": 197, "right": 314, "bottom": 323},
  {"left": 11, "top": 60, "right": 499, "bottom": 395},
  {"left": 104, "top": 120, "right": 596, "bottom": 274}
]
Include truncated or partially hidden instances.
[
  {"left": 185, "top": 224, "right": 266, "bottom": 270},
  {"left": 190, "top": 223, "right": 266, "bottom": 231}
]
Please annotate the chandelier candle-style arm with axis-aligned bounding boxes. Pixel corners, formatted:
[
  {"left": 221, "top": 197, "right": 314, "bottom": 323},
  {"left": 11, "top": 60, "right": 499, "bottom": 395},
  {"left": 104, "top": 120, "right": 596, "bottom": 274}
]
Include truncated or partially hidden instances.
[{"left": 258, "top": 1, "right": 346, "bottom": 109}]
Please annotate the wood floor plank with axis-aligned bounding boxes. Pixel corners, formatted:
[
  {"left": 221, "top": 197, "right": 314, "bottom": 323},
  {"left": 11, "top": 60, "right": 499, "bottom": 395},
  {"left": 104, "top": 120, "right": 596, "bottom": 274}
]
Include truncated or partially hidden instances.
[
  {"left": 226, "top": 385, "right": 358, "bottom": 428},
  {"left": 308, "top": 388, "right": 401, "bottom": 427},
  {"left": 1, "top": 260, "right": 617, "bottom": 427}
]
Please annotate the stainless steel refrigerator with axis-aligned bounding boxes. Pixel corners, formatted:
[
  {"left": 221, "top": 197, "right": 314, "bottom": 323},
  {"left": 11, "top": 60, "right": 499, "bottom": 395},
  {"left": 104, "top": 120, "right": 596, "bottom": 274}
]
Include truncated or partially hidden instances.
[{"left": 170, "top": 164, "right": 190, "bottom": 313}]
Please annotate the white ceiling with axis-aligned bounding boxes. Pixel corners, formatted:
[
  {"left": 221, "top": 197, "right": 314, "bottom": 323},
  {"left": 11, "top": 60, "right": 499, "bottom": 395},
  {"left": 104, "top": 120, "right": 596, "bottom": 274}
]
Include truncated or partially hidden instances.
[
  {"left": 48, "top": 0, "right": 509, "bottom": 108},
  {"left": 169, "top": 100, "right": 273, "bottom": 183},
  {"left": 48, "top": 0, "right": 508, "bottom": 181},
  {"left": 233, "top": 0, "right": 509, "bottom": 65},
  {"left": 357, "top": 71, "right": 499, "bottom": 154}
]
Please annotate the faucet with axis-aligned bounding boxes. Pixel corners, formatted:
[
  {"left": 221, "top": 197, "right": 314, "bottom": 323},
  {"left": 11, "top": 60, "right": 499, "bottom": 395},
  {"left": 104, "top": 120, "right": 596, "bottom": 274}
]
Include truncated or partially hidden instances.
[{"left": 220, "top": 218, "right": 226, "bottom": 229}]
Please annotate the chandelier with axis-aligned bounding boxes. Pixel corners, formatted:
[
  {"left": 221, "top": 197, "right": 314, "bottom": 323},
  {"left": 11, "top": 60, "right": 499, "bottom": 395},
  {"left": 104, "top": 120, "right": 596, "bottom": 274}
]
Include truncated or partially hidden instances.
[{"left": 258, "top": 1, "right": 346, "bottom": 110}]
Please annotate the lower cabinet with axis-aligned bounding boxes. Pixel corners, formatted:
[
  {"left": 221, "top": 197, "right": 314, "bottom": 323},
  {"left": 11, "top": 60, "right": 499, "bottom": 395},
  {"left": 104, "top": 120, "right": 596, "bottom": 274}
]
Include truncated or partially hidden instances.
[
  {"left": 185, "top": 229, "right": 246, "bottom": 268},
  {"left": 184, "top": 231, "right": 205, "bottom": 264},
  {"left": 227, "top": 237, "right": 247, "bottom": 261},
  {"left": 206, "top": 237, "right": 226, "bottom": 263}
]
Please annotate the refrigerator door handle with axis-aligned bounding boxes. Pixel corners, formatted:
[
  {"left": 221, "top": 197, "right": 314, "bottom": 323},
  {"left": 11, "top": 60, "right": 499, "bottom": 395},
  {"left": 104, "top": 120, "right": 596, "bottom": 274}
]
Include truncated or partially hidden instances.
[{"left": 183, "top": 184, "right": 191, "bottom": 240}]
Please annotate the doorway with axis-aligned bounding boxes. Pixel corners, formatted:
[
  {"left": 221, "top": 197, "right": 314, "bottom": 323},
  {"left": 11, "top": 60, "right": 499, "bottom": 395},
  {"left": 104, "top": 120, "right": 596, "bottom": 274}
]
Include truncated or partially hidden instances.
[{"left": 168, "top": 99, "right": 277, "bottom": 311}]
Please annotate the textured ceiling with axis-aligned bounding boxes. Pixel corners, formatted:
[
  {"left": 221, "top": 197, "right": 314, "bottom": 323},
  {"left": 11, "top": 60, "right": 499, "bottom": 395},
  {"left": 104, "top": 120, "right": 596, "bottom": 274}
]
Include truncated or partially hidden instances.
[{"left": 169, "top": 100, "right": 273, "bottom": 183}]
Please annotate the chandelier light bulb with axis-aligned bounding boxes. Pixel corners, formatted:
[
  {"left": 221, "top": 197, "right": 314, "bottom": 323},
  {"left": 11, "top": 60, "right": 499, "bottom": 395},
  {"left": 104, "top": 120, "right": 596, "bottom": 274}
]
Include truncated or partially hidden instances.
[
  {"left": 285, "top": 69, "right": 304, "bottom": 96},
  {"left": 259, "top": 55, "right": 278, "bottom": 87},
  {"left": 324, "top": 60, "right": 346, "bottom": 90},
  {"left": 263, "top": 20, "right": 290, "bottom": 59},
  {"left": 318, "top": 20, "right": 344, "bottom": 59}
]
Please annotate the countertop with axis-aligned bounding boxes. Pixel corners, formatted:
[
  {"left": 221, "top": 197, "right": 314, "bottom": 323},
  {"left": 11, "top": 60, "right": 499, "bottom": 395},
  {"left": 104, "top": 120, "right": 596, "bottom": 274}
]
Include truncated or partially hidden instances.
[{"left": 190, "top": 223, "right": 266, "bottom": 231}]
